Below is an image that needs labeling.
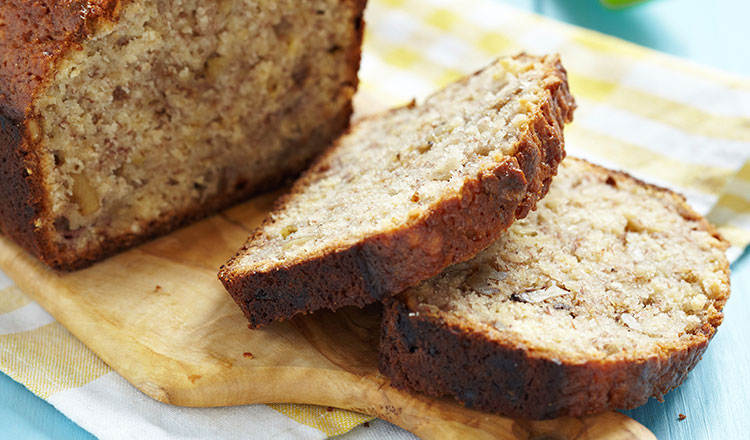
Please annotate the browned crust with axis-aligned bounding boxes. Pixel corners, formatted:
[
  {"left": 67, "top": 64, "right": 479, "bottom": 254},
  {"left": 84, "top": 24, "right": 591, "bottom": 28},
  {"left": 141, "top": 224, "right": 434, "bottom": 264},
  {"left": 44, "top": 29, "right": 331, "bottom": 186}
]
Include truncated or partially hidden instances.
[
  {"left": 219, "top": 54, "right": 577, "bottom": 328},
  {"left": 0, "top": 115, "right": 48, "bottom": 260},
  {"left": 377, "top": 158, "right": 731, "bottom": 419},
  {"left": 0, "top": 0, "right": 367, "bottom": 271},
  {"left": 379, "top": 299, "right": 715, "bottom": 419},
  {"left": 0, "top": 0, "right": 123, "bottom": 268},
  {"left": 0, "top": 0, "right": 123, "bottom": 120}
]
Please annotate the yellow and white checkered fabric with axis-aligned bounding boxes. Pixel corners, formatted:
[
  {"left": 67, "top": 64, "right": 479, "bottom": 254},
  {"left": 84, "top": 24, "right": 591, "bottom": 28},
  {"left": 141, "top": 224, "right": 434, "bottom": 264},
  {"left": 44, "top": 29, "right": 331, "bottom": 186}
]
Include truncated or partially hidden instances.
[{"left": 1, "top": 0, "right": 749, "bottom": 438}]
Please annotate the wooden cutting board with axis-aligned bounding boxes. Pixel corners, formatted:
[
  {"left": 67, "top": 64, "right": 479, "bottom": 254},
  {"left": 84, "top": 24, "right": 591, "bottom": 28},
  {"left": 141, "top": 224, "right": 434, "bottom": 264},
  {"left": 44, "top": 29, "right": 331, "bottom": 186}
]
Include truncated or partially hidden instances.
[
  {"left": 0, "top": 93, "right": 655, "bottom": 438},
  {"left": 0, "top": 192, "right": 655, "bottom": 440}
]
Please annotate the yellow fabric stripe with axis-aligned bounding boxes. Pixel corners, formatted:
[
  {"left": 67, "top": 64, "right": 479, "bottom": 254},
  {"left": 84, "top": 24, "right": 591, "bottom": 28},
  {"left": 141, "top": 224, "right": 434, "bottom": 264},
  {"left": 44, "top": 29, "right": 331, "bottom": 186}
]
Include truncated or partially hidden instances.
[
  {"left": 0, "top": 323, "right": 111, "bottom": 399},
  {"left": 567, "top": 74, "right": 617, "bottom": 102},
  {"left": 568, "top": 73, "right": 750, "bottom": 142},
  {"left": 476, "top": 32, "right": 515, "bottom": 55},
  {"left": 382, "top": 46, "right": 421, "bottom": 70},
  {"left": 709, "top": 162, "right": 750, "bottom": 236},
  {"left": 0, "top": 286, "right": 31, "bottom": 315},
  {"left": 571, "top": 28, "right": 648, "bottom": 60},
  {"left": 735, "top": 161, "right": 750, "bottom": 182},
  {"left": 715, "top": 193, "right": 750, "bottom": 214},
  {"left": 567, "top": 125, "right": 733, "bottom": 195},
  {"left": 716, "top": 224, "right": 750, "bottom": 250},
  {"left": 269, "top": 403, "right": 373, "bottom": 436},
  {"left": 425, "top": 8, "right": 456, "bottom": 32}
]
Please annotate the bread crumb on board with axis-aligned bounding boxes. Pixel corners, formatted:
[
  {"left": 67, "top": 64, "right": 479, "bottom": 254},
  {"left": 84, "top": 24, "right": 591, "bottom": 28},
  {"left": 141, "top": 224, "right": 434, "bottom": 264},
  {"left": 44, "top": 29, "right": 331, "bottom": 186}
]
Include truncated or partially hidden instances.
[{"left": 188, "top": 374, "right": 202, "bottom": 384}]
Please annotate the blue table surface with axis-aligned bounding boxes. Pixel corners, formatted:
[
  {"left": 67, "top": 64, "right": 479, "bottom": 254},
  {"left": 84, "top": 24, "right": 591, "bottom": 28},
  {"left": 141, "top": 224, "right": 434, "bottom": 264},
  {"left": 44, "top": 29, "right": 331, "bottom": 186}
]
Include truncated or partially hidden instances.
[{"left": 2, "top": 1, "right": 749, "bottom": 438}]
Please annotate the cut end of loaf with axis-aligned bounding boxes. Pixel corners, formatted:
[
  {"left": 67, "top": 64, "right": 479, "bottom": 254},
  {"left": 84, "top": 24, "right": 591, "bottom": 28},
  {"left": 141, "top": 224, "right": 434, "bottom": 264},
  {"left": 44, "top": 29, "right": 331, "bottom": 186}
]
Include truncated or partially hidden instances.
[
  {"left": 220, "top": 53, "right": 576, "bottom": 327},
  {"left": 380, "top": 157, "right": 730, "bottom": 418},
  {"left": 21, "top": 0, "right": 365, "bottom": 269}
]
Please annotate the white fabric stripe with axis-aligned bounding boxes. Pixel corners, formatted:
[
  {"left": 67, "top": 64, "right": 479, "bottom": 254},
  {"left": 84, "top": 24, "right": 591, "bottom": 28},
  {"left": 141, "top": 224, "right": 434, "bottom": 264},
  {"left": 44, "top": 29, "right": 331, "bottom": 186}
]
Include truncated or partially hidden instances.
[
  {"left": 727, "top": 246, "right": 744, "bottom": 264},
  {"left": 622, "top": 61, "right": 750, "bottom": 118},
  {"left": 359, "top": 54, "right": 435, "bottom": 101},
  {"left": 565, "top": 149, "right": 717, "bottom": 215},
  {"left": 516, "top": 26, "right": 567, "bottom": 54},
  {"left": 462, "top": 2, "right": 526, "bottom": 31},
  {"left": 0, "top": 302, "right": 55, "bottom": 335},
  {"left": 575, "top": 102, "right": 750, "bottom": 169},
  {"left": 423, "top": 36, "right": 481, "bottom": 69},
  {"left": 366, "top": 9, "right": 418, "bottom": 43},
  {"left": 48, "top": 372, "right": 327, "bottom": 440},
  {"left": 0, "top": 270, "right": 12, "bottom": 291}
]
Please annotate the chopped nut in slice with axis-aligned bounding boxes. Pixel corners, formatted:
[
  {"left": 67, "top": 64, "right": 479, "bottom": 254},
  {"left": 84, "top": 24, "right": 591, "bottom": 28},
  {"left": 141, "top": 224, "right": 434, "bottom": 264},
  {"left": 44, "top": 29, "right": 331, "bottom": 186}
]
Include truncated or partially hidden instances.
[
  {"left": 71, "top": 173, "right": 101, "bottom": 216},
  {"left": 516, "top": 285, "right": 569, "bottom": 303}
]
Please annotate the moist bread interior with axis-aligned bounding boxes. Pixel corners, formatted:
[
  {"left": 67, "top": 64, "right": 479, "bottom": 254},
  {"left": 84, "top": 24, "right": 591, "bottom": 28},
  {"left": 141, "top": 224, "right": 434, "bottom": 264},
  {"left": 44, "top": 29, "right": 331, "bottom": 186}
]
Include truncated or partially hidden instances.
[
  {"left": 237, "top": 56, "right": 559, "bottom": 271},
  {"left": 404, "top": 158, "right": 728, "bottom": 361},
  {"left": 30, "top": 0, "right": 358, "bottom": 253}
]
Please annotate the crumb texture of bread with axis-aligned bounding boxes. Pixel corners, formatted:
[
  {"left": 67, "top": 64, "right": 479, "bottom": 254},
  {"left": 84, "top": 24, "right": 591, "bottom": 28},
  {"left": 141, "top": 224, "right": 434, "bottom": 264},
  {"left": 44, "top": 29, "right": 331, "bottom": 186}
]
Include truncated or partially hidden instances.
[
  {"left": 0, "top": 0, "right": 366, "bottom": 269},
  {"left": 220, "top": 53, "right": 576, "bottom": 327},
  {"left": 379, "top": 157, "right": 730, "bottom": 419}
]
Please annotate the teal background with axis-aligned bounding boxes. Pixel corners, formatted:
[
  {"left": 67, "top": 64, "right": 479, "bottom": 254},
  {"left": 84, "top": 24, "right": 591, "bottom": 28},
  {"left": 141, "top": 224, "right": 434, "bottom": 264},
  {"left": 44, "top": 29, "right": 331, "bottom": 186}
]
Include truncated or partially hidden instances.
[
  {"left": 507, "top": 0, "right": 750, "bottom": 76},
  {"left": 2, "top": 0, "right": 749, "bottom": 438}
]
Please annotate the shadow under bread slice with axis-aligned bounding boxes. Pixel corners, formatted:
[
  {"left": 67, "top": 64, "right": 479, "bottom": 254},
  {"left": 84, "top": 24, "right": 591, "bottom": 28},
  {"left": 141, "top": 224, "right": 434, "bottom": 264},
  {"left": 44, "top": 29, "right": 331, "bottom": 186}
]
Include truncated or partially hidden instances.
[
  {"left": 379, "top": 157, "right": 730, "bottom": 419},
  {"left": 219, "top": 53, "right": 577, "bottom": 328}
]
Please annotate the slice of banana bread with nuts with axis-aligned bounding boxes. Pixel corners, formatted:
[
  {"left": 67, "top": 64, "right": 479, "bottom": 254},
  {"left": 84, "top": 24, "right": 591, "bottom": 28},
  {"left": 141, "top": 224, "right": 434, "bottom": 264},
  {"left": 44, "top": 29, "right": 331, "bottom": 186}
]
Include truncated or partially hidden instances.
[
  {"left": 379, "top": 157, "right": 730, "bottom": 419},
  {"left": 219, "top": 54, "right": 576, "bottom": 328}
]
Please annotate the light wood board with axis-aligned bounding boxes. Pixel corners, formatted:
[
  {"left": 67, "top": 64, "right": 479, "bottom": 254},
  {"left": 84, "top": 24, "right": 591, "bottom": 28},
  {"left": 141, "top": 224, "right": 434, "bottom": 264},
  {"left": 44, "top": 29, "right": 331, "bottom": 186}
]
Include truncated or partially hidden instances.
[
  {"left": 0, "top": 91, "right": 655, "bottom": 439},
  {"left": 0, "top": 188, "right": 656, "bottom": 439}
]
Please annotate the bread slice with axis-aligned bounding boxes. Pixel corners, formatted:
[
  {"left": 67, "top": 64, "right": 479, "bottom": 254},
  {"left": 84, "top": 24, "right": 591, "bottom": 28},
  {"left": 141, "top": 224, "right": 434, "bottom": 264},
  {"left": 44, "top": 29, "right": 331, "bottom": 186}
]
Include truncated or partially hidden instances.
[
  {"left": 0, "top": 0, "right": 365, "bottom": 270},
  {"left": 379, "top": 157, "right": 730, "bottom": 419},
  {"left": 219, "top": 54, "right": 576, "bottom": 328}
]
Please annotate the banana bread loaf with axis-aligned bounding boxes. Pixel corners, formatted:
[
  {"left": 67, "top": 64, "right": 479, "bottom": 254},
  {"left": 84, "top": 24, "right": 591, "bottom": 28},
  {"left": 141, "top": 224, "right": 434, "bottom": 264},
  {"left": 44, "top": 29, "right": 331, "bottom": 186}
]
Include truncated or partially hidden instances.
[
  {"left": 219, "top": 54, "right": 576, "bottom": 328},
  {"left": 379, "top": 157, "right": 730, "bottom": 419},
  {"left": 0, "top": 0, "right": 366, "bottom": 270}
]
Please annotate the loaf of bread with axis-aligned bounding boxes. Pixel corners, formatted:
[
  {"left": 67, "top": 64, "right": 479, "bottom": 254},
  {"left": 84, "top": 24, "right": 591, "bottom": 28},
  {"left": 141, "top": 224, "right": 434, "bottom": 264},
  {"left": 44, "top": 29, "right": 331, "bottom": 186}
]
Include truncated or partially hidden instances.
[
  {"left": 379, "top": 157, "right": 730, "bottom": 419},
  {"left": 0, "top": 0, "right": 366, "bottom": 270},
  {"left": 220, "top": 54, "right": 576, "bottom": 328}
]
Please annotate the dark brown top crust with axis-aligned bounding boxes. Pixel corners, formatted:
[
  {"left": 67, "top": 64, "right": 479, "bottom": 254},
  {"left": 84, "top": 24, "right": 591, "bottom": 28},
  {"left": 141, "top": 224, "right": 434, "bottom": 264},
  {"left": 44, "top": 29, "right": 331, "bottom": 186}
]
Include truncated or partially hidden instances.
[
  {"left": 378, "top": 159, "right": 731, "bottom": 419},
  {"left": 1, "top": 0, "right": 122, "bottom": 119},
  {"left": 0, "top": 114, "right": 45, "bottom": 258},
  {"left": 0, "top": 0, "right": 367, "bottom": 270},
  {"left": 219, "top": 54, "right": 577, "bottom": 328}
]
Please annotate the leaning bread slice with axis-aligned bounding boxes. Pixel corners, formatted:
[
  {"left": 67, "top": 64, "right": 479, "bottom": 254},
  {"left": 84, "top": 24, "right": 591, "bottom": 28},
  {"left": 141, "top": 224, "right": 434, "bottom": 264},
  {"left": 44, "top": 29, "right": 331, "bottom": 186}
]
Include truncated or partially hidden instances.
[
  {"left": 380, "top": 157, "right": 730, "bottom": 419},
  {"left": 220, "top": 53, "right": 576, "bottom": 327}
]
